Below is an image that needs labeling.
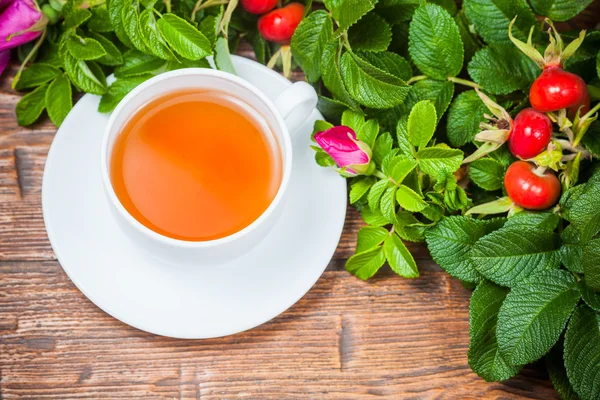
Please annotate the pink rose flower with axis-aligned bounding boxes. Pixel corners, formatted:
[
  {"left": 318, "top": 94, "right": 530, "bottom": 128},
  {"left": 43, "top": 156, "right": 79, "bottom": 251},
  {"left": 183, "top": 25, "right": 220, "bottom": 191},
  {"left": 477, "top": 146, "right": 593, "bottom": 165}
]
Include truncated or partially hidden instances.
[{"left": 314, "top": 125, "right": 373, "bottom": 175}]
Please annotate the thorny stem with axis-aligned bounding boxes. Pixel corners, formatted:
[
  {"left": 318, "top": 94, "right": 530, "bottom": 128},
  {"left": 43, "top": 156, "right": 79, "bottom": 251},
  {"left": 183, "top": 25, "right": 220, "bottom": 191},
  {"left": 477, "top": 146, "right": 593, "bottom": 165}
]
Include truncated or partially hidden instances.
[
  {"left": 447, "top": 76, "right": 479, "bottom": 89},
  {"left": 407, "top": 75, "right": 427, "bottom": 84},
  {"left": 12, "top": 29, "right": 46, "bottom": 90}
]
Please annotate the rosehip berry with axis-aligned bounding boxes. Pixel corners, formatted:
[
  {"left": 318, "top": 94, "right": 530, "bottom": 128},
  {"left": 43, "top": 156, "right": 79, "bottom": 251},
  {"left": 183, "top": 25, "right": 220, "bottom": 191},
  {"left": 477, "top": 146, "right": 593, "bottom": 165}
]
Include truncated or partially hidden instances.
[
  {"left": 508, "top": 108, "right": 553, "bottom": 159},
  {"left": 504, "top": 161, "right": 561, "bottom": 210},
  {"left": 241, "top": 0, "right": 277, "bottom": 15},
  {"left": 258, "top": 2, "right": 304, "bottom": 44},
  {"left": 529, "top": 67, "right": 589, "bottom": 113}
]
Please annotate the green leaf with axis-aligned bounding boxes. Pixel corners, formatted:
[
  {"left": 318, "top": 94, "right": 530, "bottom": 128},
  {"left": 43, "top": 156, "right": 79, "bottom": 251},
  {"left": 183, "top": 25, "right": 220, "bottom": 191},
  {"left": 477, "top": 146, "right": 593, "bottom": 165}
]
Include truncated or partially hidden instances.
[
  {"left": 361, "top": 206, "right": 389, "bottom": 226},
  {"left": 45, "top": 74, "right": 72, "bottom": 127},
  {"left": 88, "top": 5, "right": 113, "bottom": 32},
  {"left": 391, "top": 79, "right": 455, "bottom": 122},
  {"left": 63, "top": 9, "right": 91, "bottom": 29},
  {"left": 350, "top": 176, "right": 376, "bottom": 204},
  {"left": 247, "top": 30, "right": 266, "bottom": 65},
  {"left": 564, "top": 305, "right": 600, "bottom": 400},
  {"left": 395, "top": 117, "right": 413, "bottom": 156},
  {"left": 469, "top": 280, "right": 521, "bottom": 381},
  {"left": 504, "top": 211, "right": 560, "bottom": 231},
  {"left": 583, "top": 239, "right": 600, "bottom": 291},
  {"left": 468, "top": 44, "right": 539, "bottom": 95},
  {"left": 372, "top": 132, "right": 394, "bottom": 167},
  {"left": 416, "top": 147, "right": 463, "bottom": 179},
  {"left": 561, "top": 225, "right": 584, "bottom": 274},
  {"left": 157, "top": 13, "right": 212, "bottom": 61},
  {"left": 346, "top": 246, "right": 387, "bottom": 280},
  {"left": 384, "top": 234, "right": 419, "bottom": 278},
  {"left": 376, "top": 0, "right": 419, "bottom": 24},
  {"left": 395, "top": 211, "right": 426, "bottom": 242},
  {"left": 121, "top": 0, "right": 150, "bottom": 53},
  {"left": 340, "top": 52, "right": 410, "bottom": 109},
  {"left": 546, "top": 342, "right": 581, "bottom": 400},
  {"left": 407, "top": 100, "right": 437, "bottom": 147},
  {"left": 88, "top": 32, "right": 123, "bottom": 67},
  {"left": 357, "top": 119, "right": 379, "bottom": 148},
  {"left": 368, "top": 179, "right": 389, "bottom": 211},
  {"left": 497, "top": 270, "right": 580, "bottom": 365},
  {"left": 471, "top": 224, "right": 561, "bottom": 287},
  {"left": 139, "top": 8, "right": 177, "bottom": 61},
  {"left": 455, "top": 10, "right": 481, "bottom": 63},
  {"left": 446, "top": 90, "right": 488, "bottom": 147},
  {"left": 426, "top": 216, "right": 504, "bottom": 283},
  {"left": 14, "top": 63, "right": 61, "bottom": 90},
  {"left": 381, "top": 186, "right": 398, "bottom": 223},
  {"left": 530, "top": 0, "right": 594, "bottom": 21},
  {"left": 356, "top": 226, "right": 389, "bottom": 253},
  {"left": 469, "top": 158, "right": 505, "bottom": 191},
  {"left": 291, "top": 10, "right": 333, "bottom": 83},
  {"left": 16, "top": 84, "right": 48, "bottom": 126},
  {"left": 321, "top": 42, "right": 359, "bottom": 108},
  {"left": 396, "top": 185, "right": 427, "bottom": 212},
  {"left": 358, "top": 51, "right": 412, "bottom": 82},
  {"left": 324, "top": 0, "right": 376, "bottom": 30},
  {"left": 408, "top": 3, "right": 463, "bottom": 79},
  {"left": 348, "top": 12, "right": 392, "bottom": 52},
  {"left": 66, "top": 35, "right": 107, "bottom": 61},
  {"left": 341, "top": 109, "right": 364, "bottom": 132},
  {"left": 389, "top": 157, "right": 417, "bottom": 184},
  {"left": 64, "top": 54, "right": 107, "bottom": 95},
  {"left": 566, "top": 171, "right": 600, "bottom": 241},
  {"left": 98, "top": 75, "right": 152, "bottom": 113},
  {"left": 580, "top": 281, "right": 600, "bottom": 312},
  {"left": 115, "top": 50, "right": 166, "bottom": 78},
  {"left": 199, "top": 14, "right": 220, "bottom": 47},
  {"left": 463, "top": 0, "right": 538, "bottom": 44},
  {"left": 214, "top": 36, "right": 237, "bottom": 75},
  {"left": 107, "top": 0, "right": 134, "bottom": 48}
]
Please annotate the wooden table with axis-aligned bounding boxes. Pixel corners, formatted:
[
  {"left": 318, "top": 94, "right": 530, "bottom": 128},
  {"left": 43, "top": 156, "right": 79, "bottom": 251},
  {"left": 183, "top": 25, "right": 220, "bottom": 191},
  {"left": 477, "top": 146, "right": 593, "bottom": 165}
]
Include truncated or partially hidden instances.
[{"left": 0, "top": 49, "right": 559, "bottom": 399}]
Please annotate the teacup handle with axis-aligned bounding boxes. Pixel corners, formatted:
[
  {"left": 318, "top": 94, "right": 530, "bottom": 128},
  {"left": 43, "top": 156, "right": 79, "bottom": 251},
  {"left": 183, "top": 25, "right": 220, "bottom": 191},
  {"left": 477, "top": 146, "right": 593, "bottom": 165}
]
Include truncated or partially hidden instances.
[{"left": 272, "top": 81, "right": 318, "bottom": 135}]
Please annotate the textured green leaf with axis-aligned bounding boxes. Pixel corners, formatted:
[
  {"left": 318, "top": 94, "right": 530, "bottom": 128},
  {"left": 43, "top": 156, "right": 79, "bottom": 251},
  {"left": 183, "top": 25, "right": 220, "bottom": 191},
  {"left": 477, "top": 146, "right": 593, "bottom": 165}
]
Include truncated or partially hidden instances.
[
  {"left": 426, "top": 216, "right": 504, "bottom": 283},
  {"left": 356, "top": 226, "right": 388, "bottom": 253},
  {"left": 580, "top": 281, "right": 600, "bottom": 312},
  {"left": 348, "top": 12, "right": 392, "bottom": 52},
  {"left": 389, "top": 157, "right": 417, "bottom": 184},
  {"left": 408, "top": 3, "right": 463, "bottom": 79},
  {"left": 530, "top": 0, "right": 594, "bottom": 21},
  {"left": 63, "top": 9, "right": 91, "bottom": 29},
  {"left": 321, "top": 42, "right": 359, "bottom": 108},
  {"left": 107, "top": 0, "right": 134, "bottom": 48},
  {"left": 199, "top": 14, "right": 220, "bottom": 47},
  {"left": 350, "top": 176, "right": 376, "bottom": 204},
  {"left": 567, "top": 170, "right": 600, "bottom": 241},
  {"left": 407, "top": 100, "right": 437, "bottom": 148},
  {"left": 88, "top": 5, "right": 113, "bottom": 32},
  {"left": 99, "top": 75, "right": 152, "bottom": 113},
  {"left": 89, "top": 32, "right": 124, "bottom": 66},
  {"left": 396, "top": 185, "right": 427, "bottom": 212},
  {"left": 381, "top": 186, "right": 398, "bottom": 223},
  {"left": 121, "top": 0, "right": 150, "bottom": 53},
  {"left": 45, "top": 74, "right": 72, "bottom": 127},
  {"left": 469, "top": 158, "right": 505, "bottom": 191},
  {"left": 341, "top": 109, "right": 365, "bottom": 132},
  {"left": 64, "top": 54, "right": 107, "bottom": 95},
  {"left": 139, "top": 9, "right": 176, "bottom": 61},
  {"left": 546, "top": 343, "right": 581, "bottom": 400},
  {"left": 115, "top": 50, "right": 166, "bottom": 78},
  {"left": 346, "top": 246, "right": 387, "bottom": 280},
  {"left": 399, "top": 79, "right": 455, "bottom": 121},
  {"left": 291, "top": 11, "right": 333, "bottom": 83},
  {"left": 395, "top": 211, "right": 426, "bottom": 242},
  {"left": 583, "top": 238, "right": 600, "bottom": 291},
  {"left": 361, "top": 206, "right": 390, "bottom": 227},
  {"left": 324, "top": 0, "right": 376, "bottom": 30},
  {"left": 471, "top": 224, "right": 561, "bottom": 287},
  {"left": 14, "top": 63, "right": 61, "bottom": 90},
  {"left": 463, "top": 0, "right": 537, "bottom": 44},
  {"left": 497, "top": 270, "right": 580, "bottom": 365},
  {"left": 446, "top": 90, "right": 488, "bottom": 147},
  {"left": 157, "top": 13, "right": 211, "bottom": 61},
  {"left": 358, "top": 51, "right": 412, "bottom": 81},
  {"left": 469, "top": 280, "right": 521, "bottom": 381},
  {"left": 564, "top": 305, "right": 600, "bottom": 400},
  {"left": 368, "top": 179, "right": 389, "bottom": 211},
  {"left": 16, "top": 84, "right": 48, "bottom": 126},
  {"left": 372, "top": 132, "right": 394, "bottom": 167},
  {"left": 384, "top": 234, "right": 419, "bottom": 278},
  {"left": 357, "top": 119, "right": 379, "bottom": 148},
  {"left": 468, "top": 44, "right": 540, "bottom": 95},
  {"left": 504, "top": 211, "right": 560, "bottom": 231},
  {"left": 455, "top": 10, "right": 481, "bottom": 63},
  {"left": 561, "top": 225, "right": 585, "bottom": 274},
  {"left": 340, "top": 52, "right": 410, "bottom": 109},
  {"left": 66, "top": 35, "right": 106, "bottom": 61},
  {"left": 416, "top": 147, "right": 463, "bottom": 178},
  {"left": 395, "top": 117, "right": 413, "bottom": 156},
  {"left": 376, "top": 0, "right": 419, "bottom": 24}
]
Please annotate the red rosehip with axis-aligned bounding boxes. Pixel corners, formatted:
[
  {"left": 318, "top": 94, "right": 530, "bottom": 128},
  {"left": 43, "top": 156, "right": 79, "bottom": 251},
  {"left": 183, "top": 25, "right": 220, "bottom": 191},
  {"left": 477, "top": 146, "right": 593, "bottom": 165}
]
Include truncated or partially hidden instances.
[
  {"left": 258, "top": 2, "right": 304, "bottom": 44},
  {"left": 241, "top": 0, "right": 277, "bottom": 15},
  {"left": 508, "top": 108, "right": 553, "bottom": 159},
  {"left": 529, "top": 67, "right": 589, "bottom": 113},
  {"left": 504, "top": 161, "right": 561, "bottom": 210}
]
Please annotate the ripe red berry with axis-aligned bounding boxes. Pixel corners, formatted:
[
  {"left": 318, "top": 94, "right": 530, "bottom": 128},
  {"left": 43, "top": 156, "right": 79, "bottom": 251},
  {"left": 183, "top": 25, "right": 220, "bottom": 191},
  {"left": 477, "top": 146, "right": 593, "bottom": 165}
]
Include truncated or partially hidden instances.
[
  {"left": 529, "top": 67, "right": 589, "bottom": 113},
  {"left": 508, "top": 108, "right": 553, "bottom": 159},
  {"left": 504, "top": 161, "right": 561, "bottom": 210},
  {"left": 241, "top": 0, "right": 277, "bottom": 15},
  {"left": 258, "top": 2, "right": 304, "bottom": 45}
]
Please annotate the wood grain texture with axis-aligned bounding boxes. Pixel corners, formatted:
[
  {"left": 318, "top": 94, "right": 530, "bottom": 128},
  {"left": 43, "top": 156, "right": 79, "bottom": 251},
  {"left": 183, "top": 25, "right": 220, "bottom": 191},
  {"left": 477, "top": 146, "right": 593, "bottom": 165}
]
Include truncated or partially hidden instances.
[{"left": 3, "top": 34, "right": 592, "bottom": 398}]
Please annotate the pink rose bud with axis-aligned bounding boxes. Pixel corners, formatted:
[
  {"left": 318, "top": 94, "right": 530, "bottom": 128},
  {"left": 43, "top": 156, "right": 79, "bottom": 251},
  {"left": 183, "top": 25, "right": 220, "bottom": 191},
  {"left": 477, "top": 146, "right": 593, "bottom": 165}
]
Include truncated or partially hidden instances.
[
  {"left": 0, "top": 0, "right": 46, "bottom": 52},
  {"left": 0, "top": 50, "right": 9, "bottom": 76},
  {"left": 314, "top": 125, "right": 374, "bottom": 175}
]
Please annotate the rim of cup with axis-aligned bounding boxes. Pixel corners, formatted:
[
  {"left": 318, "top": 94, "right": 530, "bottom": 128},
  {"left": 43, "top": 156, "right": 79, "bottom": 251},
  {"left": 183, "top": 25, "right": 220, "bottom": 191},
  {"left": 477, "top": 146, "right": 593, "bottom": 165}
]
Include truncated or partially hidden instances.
[{"left": 100, "top": 68, "right": 294, "bottom": 249}]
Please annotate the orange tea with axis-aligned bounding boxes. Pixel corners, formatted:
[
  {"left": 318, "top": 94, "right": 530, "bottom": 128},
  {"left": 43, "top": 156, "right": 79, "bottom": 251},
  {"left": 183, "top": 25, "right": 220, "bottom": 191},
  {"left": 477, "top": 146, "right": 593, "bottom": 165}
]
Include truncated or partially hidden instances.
[{"left": 110, "top": 90, "right": 282, "bottom": 241}]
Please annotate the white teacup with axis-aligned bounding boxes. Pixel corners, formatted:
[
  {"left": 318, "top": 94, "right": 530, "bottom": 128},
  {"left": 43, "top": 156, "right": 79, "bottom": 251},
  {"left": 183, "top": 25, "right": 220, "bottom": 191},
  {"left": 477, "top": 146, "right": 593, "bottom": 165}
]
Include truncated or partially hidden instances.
[{"left": 100, "top": 68, "right": 318, "bottom": 265}]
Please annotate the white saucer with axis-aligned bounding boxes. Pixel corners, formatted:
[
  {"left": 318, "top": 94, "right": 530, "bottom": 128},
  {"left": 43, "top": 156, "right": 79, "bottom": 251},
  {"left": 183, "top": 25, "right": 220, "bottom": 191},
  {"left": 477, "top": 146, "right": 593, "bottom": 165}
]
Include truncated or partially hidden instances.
[{"left": 42, "top": 56, "right": 347, "bottom": 339}]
